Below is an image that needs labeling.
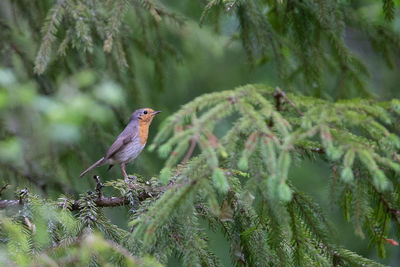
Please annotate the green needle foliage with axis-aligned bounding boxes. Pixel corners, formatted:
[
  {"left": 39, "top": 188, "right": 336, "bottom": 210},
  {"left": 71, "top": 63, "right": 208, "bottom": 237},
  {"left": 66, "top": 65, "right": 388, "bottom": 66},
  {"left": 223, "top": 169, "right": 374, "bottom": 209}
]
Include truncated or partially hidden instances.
[
  {"left": 141, "top": 85, "right": 400, "bottom": 265},
  {"left": 0, "top": 0, "right": 183, "bottom": 94},
  {"left": 32, "top": 0, "right": 182, "bottom": 74},
  {"left": 0, "top": 191, "right": 161, "bottom": 266},
  {"left": 1, "top": 0, "right": 400, "bottom": 266},
  {"left": 3, "top": 84, "right": 399, "bottom": 265},
  {"left": 201, "top": 0, "right": 400, "bottom": 97},
  {"left": 2, "top": 0, "right": 399, "bottom": 97}
]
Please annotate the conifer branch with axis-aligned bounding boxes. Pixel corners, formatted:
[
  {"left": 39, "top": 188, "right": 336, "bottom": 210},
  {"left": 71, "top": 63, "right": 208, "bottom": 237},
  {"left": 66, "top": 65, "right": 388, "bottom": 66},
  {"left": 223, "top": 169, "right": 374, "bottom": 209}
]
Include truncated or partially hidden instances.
[
  {"left": 292, "top": 194, "right": 328, "bottom": 244},
  {"left": 288, "top": 203, "right": 302, "bottom": 266},
  {"left": 34, "top": 0, "right": 66, "bottom": 74},
  {"left": 181, "top": 137, "right": 198, "bottom": 165},
  {"left": 104, "top": 0, "right": 127, "bottom": 52},
  {"left": 148, "top": 84, "right": 400, "bottom": 263},
  {"left": 0, "top": 177, "right": 162, "bottom": 211},
  {"left": 383, "top": 0, "right": 395, "bottom": 21},
  {"left": 370, "top": 182, "right": 400, "bottom": 226},
  {"left": 0, "top": 195, "right": 128, "bottom": 210},
  {"left": 5, "top": 1, "right": 400, "bottom": 265}
]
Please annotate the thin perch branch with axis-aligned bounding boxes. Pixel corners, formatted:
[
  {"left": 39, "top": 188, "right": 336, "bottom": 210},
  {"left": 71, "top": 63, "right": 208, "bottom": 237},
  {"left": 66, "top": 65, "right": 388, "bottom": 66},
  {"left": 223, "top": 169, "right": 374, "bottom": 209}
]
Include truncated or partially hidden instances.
[
  {"left": 0, "top": 195, "right": 133, "bottom": 211},
  {"left": 0, "top": 177, "right": 162, "bottom": 211}
]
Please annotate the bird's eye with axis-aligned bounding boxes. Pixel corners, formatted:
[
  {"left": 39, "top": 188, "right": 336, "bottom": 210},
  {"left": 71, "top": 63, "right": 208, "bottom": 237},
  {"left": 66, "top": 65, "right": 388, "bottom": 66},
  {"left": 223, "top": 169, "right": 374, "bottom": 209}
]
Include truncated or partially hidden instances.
[{"left": 143, "top": 110, "right": 148, "bottom": 114}]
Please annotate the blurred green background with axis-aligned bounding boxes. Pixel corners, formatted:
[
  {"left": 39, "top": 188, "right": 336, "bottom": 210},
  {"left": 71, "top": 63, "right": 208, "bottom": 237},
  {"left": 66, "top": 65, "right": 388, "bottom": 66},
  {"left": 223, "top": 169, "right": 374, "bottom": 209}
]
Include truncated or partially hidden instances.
[{"left": 0, "top": 0, "right": 399, "bottom": 265}]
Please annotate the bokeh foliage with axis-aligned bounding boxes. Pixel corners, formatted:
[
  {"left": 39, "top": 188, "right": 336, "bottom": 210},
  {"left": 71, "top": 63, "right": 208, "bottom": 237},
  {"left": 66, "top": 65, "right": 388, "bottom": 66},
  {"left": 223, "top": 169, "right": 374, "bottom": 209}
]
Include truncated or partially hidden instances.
[{"left": 1, "top": 0, "right": 400, "bottom": 266}]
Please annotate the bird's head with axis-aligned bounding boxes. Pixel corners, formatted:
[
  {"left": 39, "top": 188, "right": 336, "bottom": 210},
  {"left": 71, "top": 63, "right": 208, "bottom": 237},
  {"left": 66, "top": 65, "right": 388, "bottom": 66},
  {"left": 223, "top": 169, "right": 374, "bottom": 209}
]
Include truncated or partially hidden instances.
[{"left": 131, "top": 108, "right": 161, "bottom": 124}]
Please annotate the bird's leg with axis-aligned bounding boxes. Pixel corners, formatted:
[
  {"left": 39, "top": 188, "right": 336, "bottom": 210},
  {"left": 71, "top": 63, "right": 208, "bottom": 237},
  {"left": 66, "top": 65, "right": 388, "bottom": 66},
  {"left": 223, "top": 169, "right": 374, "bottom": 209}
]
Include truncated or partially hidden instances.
[
  {"left": 121, "top": 163, "right": 128, "bottom": 180},
  {"left": 121, "top": 163, "right": 137, "bottom": 183},
  {"left": 121, "top": 163, "right": 138, "bottom": 193}
]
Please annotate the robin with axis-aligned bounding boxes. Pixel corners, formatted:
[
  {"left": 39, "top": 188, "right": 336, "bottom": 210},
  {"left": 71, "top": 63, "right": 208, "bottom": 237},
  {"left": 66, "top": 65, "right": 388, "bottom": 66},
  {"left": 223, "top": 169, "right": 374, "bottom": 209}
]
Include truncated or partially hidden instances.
[{"left": 79, "top": 108, "right": 161, "bottom": 179}]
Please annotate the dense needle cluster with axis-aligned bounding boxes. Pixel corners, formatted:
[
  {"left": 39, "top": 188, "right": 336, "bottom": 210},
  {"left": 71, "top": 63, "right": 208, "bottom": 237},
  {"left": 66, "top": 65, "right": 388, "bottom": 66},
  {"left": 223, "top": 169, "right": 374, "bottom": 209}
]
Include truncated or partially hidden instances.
[
  {"left": 1, "top": 0, "right": 400, "bottom": 266},
  {"left": 2, "top": 85, "right": 400, "bottom": 266}
]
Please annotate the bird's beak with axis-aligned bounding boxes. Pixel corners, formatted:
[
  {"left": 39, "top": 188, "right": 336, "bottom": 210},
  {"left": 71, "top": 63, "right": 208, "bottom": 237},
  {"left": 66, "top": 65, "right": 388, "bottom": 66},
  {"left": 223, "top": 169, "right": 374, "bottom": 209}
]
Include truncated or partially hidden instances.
[{"left": 152, "top": 110, "right": 161, "bottom": 115}]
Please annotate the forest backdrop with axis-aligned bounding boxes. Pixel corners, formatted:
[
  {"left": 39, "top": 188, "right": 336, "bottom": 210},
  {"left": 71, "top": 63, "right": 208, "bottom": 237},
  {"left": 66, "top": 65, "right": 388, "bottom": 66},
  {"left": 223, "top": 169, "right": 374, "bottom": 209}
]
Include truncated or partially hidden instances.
[{"left": 1, "top": 0, "right": 400, "bottom": 266}]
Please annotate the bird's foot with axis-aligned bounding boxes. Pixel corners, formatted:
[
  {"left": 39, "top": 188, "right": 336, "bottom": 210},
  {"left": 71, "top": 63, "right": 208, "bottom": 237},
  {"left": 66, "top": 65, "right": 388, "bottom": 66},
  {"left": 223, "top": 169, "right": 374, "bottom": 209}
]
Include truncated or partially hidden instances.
[
  {"left": 128, "top": 175, "right": 137, "bottom": 180},
  {"left": 124, "top": 175, "right": 136, "bottom": 183},
  {"left": 124, "top": 175, "right": 137, "bottom": 189}
]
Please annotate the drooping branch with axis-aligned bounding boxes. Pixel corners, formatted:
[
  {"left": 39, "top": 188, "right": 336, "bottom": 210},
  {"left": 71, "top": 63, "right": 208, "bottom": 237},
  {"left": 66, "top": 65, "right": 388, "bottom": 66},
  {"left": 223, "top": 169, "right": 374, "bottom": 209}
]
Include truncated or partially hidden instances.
[
  {"left": 370, "top": 182, "right": 400, "bottom": 226},
  {"left": 34, "top": 0, "right": 66, "bottom": 74}
]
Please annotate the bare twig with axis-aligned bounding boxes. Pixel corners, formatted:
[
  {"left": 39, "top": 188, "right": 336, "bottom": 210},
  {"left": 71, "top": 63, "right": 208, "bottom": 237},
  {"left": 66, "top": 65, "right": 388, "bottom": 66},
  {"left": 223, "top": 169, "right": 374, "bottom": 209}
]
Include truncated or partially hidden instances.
[
  {"left": 93, "top": 175, "right": 104, "bottom": 198},
  {"left": 274, "top": 87, "right": 304, "bottom": 116},
  {"left": 0, "top": 193, "right": 149, "bottom": 211},
  {"left": 181, "top": 138, "right": 197, "bottom": 165},
  {"left": 310, "top": 147, "right": 325, "bottom": 154},
  {"left": 273, "top": 89, "right": 283, "bottom": 111},
  {"left": 69, "top": 196, "right": 130, "bottom": 210},
  {"left": 226, "top": 0, "right": 239, "bottom": 11},
  {"left": 0, "top": 183, "right": 9, "bottom": 197}
]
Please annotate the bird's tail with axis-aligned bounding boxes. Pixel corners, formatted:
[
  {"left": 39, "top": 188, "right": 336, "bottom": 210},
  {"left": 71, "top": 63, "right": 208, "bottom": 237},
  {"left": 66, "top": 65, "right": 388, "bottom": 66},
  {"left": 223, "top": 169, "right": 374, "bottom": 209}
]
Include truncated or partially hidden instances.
[{"left": 79, "top": 157, "right": 105, "bottom": 178}]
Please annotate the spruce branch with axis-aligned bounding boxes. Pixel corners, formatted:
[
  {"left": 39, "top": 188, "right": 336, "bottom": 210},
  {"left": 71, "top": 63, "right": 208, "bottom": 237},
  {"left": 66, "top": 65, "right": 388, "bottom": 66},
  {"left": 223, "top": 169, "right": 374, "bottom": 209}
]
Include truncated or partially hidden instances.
[
  {"left": 148, "top": 84, "right": 400, "bottom": 263},
  {"left": 292, "top": 193, "right": 330, "bottom": 245},
  {"left": 199, "top": 0, "right": 220, "bottom": 26},
  {"left": 181, "top": 137, "right": 198, "bottom": 165},
  {"left": 370, "top": 182, "right": 400, "bottom": 227},
  {"left": 383, "top": 0, "right": 395, "bottom": 21},
  {"left": 0, "top": 177, "right": 162, "bottom": 211},
  {"left": 104, "top": 0, "right": 128, "bottom": 53},
  {"left": 200, "top": 0, "right": 400, "bottom": 96},
  {"left": 34, "top": 0, "right": 66, "bottom": 74},
  {"left": 0, "top": 195, "right": 130, "bottom": 211}
]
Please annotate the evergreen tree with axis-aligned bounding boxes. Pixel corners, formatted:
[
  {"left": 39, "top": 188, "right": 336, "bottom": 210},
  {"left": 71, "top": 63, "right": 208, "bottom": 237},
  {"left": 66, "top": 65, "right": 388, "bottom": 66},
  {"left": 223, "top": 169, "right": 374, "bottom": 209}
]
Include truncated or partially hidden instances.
[{"left": 1, "top": 0, "right": 400, "bottom": 266}]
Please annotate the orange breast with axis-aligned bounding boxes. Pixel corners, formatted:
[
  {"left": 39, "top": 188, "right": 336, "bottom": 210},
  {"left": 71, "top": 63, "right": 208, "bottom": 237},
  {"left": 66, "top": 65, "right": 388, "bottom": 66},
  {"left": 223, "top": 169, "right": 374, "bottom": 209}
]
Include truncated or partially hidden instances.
[{"left": 138, "top": 120, "right": 150, "bottom": 145}]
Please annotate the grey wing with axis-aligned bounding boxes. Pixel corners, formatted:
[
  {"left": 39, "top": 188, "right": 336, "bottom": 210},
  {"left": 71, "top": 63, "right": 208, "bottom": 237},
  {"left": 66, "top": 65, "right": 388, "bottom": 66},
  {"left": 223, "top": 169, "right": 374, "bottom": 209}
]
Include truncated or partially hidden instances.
[{"left": 104, "top": 123, "right": 138, "bottom": 160}]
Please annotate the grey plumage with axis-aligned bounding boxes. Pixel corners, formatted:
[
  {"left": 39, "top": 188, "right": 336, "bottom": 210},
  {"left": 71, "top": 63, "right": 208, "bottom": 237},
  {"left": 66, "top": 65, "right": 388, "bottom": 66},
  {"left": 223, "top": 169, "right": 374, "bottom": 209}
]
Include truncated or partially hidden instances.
[
  {"left": 78, "top": 157, "right": 105, "bottom": 178},
  {"left": 103, "top": 119, "right": 140, "bottom": 164},
  {"left": 79, "top": 109, "right": 151, "bottom": 178}
]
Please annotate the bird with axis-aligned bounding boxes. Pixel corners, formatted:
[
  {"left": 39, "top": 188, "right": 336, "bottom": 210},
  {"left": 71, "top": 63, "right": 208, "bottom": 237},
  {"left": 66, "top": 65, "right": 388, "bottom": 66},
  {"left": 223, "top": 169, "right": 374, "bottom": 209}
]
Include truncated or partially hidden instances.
[{"left": 79, "top": 108, "right": 161, "bottom": 179}]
